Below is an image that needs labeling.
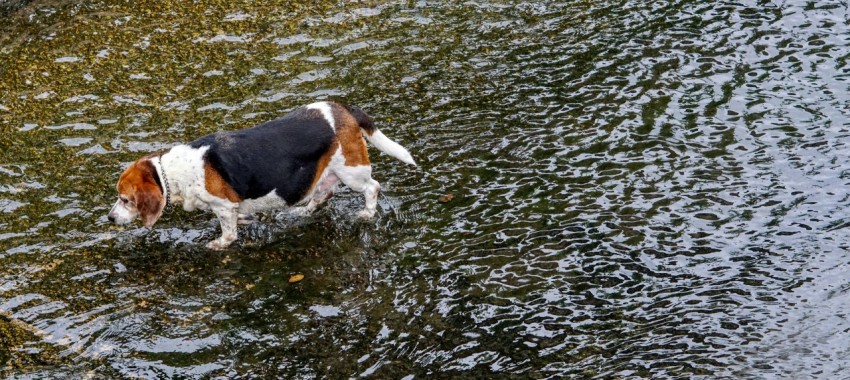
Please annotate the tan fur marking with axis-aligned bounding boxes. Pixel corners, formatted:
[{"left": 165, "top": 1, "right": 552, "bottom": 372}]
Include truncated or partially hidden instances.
[
  {"left": 333, "top": 106, "right": 370, "bottom": 167},
  {"left": 117, "top": 159, "right": 165, "bottom": 227},
  {"left": 118, "top": 160, "right": 145, "bottom": 193},
  {"left": 205, "top": 163, "right": 242, "bottom": 202},
  {"left": 309, "top": 142, "right": 338, "bottom": 192}
]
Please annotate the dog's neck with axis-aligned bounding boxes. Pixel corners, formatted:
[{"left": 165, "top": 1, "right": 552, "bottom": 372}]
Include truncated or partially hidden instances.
[
  {"left": 155, "top": 145, "right": 210, "bottom": 207},
  {"left": 150, "top": 155, "right": 171, "bottom": 206}
]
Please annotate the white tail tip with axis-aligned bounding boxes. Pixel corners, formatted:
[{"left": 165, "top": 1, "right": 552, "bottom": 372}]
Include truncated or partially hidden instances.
[{"left": 365, "top": 130, "right": 417, "bottom": 166}]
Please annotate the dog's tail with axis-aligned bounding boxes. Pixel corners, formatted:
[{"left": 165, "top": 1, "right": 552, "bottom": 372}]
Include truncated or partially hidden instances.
[{"left": 347, "top": 105, "right": 417, "bottom": 166}]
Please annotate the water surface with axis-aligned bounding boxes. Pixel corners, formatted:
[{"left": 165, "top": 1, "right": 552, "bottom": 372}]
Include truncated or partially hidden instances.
[{"left": 1, "top": 0, "right": 850, "bottom": 378}]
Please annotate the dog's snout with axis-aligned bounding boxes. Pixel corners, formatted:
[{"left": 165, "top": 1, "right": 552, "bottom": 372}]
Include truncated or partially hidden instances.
[{"left": 107, "top": 214, "right": 115, "bottom": 223}]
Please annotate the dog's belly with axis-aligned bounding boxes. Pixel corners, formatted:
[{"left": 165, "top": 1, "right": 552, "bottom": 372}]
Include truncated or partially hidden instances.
[{"left": 237, "top": 190, "right": 293, "bottom": 214}]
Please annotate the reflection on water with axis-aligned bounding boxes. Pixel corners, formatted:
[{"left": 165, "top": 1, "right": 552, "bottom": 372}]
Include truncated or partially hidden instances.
[{"left": 2, "top": 0, "right": 850, "bottom": 378}]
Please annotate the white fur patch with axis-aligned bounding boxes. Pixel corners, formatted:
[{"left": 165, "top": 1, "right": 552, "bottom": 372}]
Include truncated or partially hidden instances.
[
  {"left": 159, "top": 145, "right": 209, "bottom": 211},
  {"left": 108, "top": 199, "right": 137, "bottom": 224},
  {"left": 365, "top": 129, "right": 417, "bottom": 166},
  {"left": 306, "top": 101, "right": 335, "bottom": 129},
  {"left": 324, "top": 148, "right": 381, "bottom": 217}
]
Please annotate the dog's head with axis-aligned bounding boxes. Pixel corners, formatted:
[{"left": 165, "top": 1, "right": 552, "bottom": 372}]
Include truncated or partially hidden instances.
[{"left": 107, "top": 158, "right": 165, "bottom": 227}]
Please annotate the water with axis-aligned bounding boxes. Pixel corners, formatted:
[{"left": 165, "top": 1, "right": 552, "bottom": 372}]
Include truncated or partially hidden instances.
[{"left": 1, "top": 0, "right": 850, "bottom": 378}]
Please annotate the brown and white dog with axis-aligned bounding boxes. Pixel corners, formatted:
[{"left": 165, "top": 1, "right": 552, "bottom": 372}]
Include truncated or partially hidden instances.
[{"left": 107, "top": 101, "right": 416, "bottom": 249}]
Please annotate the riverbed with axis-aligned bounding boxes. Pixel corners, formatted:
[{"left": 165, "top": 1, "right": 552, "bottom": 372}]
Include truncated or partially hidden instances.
[{"left": 1, "top": 0, "right": 849, "bottom": 378}]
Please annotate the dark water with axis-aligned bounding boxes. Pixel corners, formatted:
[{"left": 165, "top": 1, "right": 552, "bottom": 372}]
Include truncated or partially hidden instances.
[{"left": 1, "top": 0, "right": 850, "bottom": 378}]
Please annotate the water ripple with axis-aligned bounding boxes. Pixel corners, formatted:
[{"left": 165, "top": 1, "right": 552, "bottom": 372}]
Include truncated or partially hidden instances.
[{"left": 1, "top": 0, "right": 850, "bottom": 378}]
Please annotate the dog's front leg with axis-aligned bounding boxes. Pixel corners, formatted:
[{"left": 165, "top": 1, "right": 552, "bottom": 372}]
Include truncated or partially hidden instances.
[{"left": 207, "top": 205, "right": 238, "bottom": 250}]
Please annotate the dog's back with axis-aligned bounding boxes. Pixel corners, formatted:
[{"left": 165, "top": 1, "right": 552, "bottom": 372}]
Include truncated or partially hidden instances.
[{"left": 190, "top": 108, "right": 336, "bottom": 204}]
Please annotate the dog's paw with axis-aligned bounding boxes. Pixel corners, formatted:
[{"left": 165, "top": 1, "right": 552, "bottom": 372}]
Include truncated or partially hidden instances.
[
  {"left": 356, "top": 209, "right": 376, "bottom": 219},
  {"left": 237, "top": 213, "right": 256, "bottom": 225},
  {"left": 291, "top": 207, "right": 313, "bottom": 217},
  {"left": 206, "top": 238, "right": 233, "bottom": 251}
]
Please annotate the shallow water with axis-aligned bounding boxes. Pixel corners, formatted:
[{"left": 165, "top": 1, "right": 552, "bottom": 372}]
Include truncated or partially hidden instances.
[{"left": 1, "top": 0, "right": 850, "bottom": 378}]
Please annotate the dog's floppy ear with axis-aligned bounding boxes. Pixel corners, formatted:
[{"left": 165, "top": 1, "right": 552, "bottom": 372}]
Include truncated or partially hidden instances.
[
  {"left": 130, "top": 159, "right": 165, "bottom": 227},
  {"left": 136, "top": 182, "right": 165, "bottom": 227}
]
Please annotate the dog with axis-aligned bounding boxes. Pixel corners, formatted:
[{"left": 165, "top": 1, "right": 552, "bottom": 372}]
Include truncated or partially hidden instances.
[{"left": 107, "top": 101, "right": 416, "bottom": 249}]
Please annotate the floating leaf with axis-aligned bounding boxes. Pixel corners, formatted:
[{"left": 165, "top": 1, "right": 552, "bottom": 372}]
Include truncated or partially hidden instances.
[
  {"left": 438, "top": 193, "right": 454, "bottom": 203},
  {"left": 288, "top": 273, "right": 304, "bottom": 283}
]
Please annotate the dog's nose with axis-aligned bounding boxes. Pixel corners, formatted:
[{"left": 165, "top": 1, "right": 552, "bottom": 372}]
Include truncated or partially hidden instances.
[{"left": 107, "top": 214, "right": 115, "bottom": 223}]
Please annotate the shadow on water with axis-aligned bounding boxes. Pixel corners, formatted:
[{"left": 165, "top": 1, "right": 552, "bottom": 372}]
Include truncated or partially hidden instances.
[{"left": 2, "top": 0, "right": 850, "bottom": 378}]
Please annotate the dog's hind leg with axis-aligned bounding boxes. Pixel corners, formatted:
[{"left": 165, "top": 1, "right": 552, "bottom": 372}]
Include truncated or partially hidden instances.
[
  {"left": 334, "top": 165, "right": 380, "bottom": 219},
  {"left": 292, "top": 173, "right": 339, "bottom": 216}
]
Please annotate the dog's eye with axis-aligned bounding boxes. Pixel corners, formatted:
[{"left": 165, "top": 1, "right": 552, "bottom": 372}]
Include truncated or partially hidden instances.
[{"left": 120, "top": 196, "right": 130, "bottom": 204}]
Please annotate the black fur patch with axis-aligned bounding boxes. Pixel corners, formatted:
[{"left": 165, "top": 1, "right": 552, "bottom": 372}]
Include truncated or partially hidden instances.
[
  {"left": 342, "top": 104, "right": 375, "bottom": 135},
  {"left": 189, "top": 107, "right": 336, "bottom": 205}
]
